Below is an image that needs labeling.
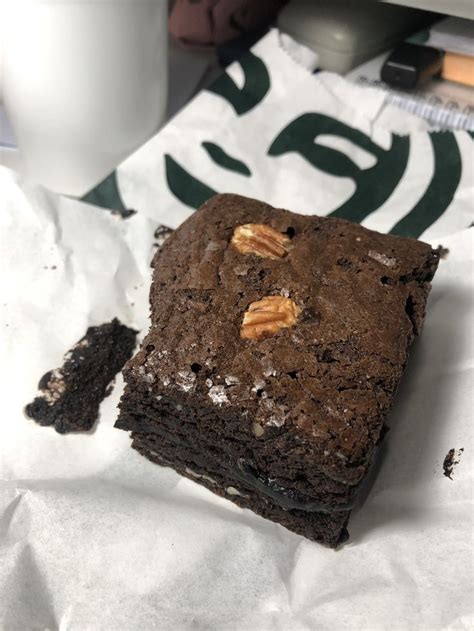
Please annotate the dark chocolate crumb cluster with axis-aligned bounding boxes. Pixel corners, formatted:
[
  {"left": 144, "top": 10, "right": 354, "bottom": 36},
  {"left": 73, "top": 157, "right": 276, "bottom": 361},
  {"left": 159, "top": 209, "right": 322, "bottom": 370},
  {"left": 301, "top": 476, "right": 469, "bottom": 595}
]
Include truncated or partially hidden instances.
[
  {"left": 443, "top": 447, "right": 464, "bottom": 479},
  {"left": 26, "top": 319, "right": 137, "bottom": 433}
]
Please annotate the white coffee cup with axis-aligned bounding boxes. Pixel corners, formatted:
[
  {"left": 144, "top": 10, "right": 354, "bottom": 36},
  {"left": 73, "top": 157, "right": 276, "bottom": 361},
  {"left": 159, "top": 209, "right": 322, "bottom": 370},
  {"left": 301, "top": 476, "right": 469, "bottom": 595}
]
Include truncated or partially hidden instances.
[{"left": 0, "top": 0, "right": 168, "bottom": 196}]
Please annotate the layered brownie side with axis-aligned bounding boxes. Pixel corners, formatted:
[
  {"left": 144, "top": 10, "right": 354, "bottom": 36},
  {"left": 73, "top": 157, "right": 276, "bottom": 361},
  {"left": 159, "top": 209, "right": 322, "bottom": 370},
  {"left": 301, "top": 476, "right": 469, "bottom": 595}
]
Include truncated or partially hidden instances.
[
  {"left": 116, "top": 194, "right": 439, "bottom": 546},
  {"left": 116, "top": 378, "right": 358, "bottom": 508},
  {"left": 131, "top": 431, "right": 351, "bottom": 547}
]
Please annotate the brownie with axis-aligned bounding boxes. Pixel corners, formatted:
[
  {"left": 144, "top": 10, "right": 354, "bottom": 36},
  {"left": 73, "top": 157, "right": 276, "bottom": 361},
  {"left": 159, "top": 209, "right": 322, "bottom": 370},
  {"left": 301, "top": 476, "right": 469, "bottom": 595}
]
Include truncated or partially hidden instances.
[
  {"left": 26, "top": 318, "right": 137, "bottom": 433},
  {"left": 116, "top": 194, "right": 439, "bottom": 547}
]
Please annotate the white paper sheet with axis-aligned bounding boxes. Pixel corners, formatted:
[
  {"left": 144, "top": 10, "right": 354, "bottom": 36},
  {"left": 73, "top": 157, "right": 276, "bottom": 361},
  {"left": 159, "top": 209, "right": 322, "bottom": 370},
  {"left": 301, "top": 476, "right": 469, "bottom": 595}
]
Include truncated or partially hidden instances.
[
  {"left": 1, "top": 165, "right": 473, "bottom": 630},
  {"left": 101, "top": 29, "right": 473, "bottom": 242}
]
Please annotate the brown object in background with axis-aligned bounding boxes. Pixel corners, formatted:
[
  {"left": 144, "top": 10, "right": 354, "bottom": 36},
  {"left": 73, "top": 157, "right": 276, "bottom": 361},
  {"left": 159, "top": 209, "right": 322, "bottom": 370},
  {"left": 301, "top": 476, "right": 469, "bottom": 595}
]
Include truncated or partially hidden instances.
[
  {"left": 442, "top": 52, "right": 474, "bottom": 87},
  {"left": 169, "top": 0, "right": 287, "bottom": 49}
]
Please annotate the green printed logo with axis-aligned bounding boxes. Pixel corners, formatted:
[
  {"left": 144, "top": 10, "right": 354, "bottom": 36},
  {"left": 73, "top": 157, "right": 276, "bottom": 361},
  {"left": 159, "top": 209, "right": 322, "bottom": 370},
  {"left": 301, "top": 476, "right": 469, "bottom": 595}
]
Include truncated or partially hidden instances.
[
  {"left": 81, "top": 98, "right": 465, "bottom": 239},
  {"left": 164, "top": 143, "right": 252, "bottom": 209},
  {"left": 390, "top": 133, "right": 462, "bottom": 237},
  {"left": 202, "top": 141, "right": 251, "bottom": 176},
  {"left": 206, "top": 51, "right": 270, "bottom": 115},
  {"left": 269, "top": 113, "right": 410, "bottom": 225},
  {"left": 81, "top": 171, "right": 134, "bottom": 217},
  {"left": 165, "top": 154, "right": 217, "bottom": 210}
]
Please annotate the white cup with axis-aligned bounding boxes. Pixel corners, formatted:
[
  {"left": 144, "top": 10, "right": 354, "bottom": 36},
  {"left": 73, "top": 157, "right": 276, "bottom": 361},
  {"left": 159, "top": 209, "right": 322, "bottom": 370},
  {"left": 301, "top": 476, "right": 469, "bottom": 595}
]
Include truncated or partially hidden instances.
[{"left": 0, "top": 0, "right": 168, "bottom": 196}]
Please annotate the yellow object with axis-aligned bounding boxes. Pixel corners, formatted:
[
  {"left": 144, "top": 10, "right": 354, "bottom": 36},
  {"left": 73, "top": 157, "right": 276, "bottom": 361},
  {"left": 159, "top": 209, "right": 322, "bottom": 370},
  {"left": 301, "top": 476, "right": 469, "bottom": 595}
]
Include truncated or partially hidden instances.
[{"left": 442, "top": 52, "right": 474, "bottom": 87}]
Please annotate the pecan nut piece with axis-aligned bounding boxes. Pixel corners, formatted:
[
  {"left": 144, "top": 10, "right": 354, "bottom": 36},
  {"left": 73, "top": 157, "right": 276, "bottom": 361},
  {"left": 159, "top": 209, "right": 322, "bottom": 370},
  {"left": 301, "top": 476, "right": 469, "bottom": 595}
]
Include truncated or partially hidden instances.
[
  {"left": 231, "top": 224, "right": 291, "bottom": 259},
  {"left": 240, "top": 296, "right": 301, "bottom": 340}
]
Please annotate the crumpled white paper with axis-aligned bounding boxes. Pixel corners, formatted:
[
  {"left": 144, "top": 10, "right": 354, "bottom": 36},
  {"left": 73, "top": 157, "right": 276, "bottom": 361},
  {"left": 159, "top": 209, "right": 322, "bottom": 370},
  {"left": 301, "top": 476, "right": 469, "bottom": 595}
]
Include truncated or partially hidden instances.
[
  {"left": 108, "top": 29, "right": 473, "bottom": 242},
  {"left": 1, "top": 162, "right": 473, "bottom": 630}
]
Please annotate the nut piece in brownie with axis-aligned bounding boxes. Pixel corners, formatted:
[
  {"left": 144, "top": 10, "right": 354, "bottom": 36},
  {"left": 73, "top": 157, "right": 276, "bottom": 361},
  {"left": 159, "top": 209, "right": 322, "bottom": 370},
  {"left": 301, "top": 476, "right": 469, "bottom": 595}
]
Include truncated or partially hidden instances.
[
  {"left": 26, "top": 318, "right": 137, "bottom": 433},
  {"left": 115, "top": 194, "right": 439, "bottom": 547}
]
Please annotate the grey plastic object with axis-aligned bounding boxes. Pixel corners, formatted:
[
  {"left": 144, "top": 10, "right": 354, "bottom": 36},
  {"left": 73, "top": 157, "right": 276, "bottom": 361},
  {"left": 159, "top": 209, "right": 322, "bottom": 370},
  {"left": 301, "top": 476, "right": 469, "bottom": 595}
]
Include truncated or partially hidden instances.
[{"left": 277, "top": 0, "right": 438, "bottom": 74}]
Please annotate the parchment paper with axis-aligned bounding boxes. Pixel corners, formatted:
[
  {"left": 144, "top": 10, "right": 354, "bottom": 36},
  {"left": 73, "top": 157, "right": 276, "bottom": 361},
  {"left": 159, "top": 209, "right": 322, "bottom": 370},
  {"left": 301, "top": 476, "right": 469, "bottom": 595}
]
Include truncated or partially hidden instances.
[{"left": 1, "top": 164, "right": 473, "bottom": 630}]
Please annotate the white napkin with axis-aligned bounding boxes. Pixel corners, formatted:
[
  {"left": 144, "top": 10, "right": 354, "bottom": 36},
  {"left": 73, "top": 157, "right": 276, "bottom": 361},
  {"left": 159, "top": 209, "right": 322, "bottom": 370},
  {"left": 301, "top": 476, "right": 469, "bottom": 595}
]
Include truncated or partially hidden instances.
[{"left": 1, "top": 162, "right": 473, "bottom": 630}]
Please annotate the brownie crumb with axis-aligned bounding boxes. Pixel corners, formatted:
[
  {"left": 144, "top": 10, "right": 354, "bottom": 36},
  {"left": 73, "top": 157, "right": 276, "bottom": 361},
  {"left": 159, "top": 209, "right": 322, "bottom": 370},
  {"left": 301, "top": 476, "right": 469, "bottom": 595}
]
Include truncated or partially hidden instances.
[
  {"left": 435, "top": 245, "right": 450, "bottom": 260},
  {"left": 153, "top": 225, "right": 174, "bottom": 248},
  {"left": 111, "top": 207, "right": 137, "bottom": 219},
  {"left": 25, "top": 318, "right": 137, "bottom": 433},
  {"left": 443, "top": 447, "right": 464, "bottom": 479}
]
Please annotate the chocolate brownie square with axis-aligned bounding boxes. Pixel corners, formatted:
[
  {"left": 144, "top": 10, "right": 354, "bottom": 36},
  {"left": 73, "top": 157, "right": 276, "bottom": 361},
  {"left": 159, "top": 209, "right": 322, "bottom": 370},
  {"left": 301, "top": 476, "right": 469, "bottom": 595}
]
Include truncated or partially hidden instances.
[{"left": 115, "top": 194, "right": 439, "bottom": 547}]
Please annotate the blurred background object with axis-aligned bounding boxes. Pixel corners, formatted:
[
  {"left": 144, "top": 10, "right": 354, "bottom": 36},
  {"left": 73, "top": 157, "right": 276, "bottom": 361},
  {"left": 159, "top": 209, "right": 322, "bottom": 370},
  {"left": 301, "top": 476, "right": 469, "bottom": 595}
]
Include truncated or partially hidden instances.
[
  {"left": 1, "top": 0, "right": 472, "bottom": 196},
  {"left": 169, "top": 0, "right": 287, "bottom": 49},
  {"left": 442, "top": 51, "right": 474, "bottom": 87},
  {"left": 0, "top": 0, "right": 168, "bottom": 196},
  {"left": 416, "top": 16, "right": 474, "bottom": 55},
  {"left": 379, "top": 0, "right": 473, "bottom": 20},
  {"left": 277, "top": 0, "right": 438, "bottom": 74},
  {"left": 381, "top": 43, "right": 444, "bottom": 89}
]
